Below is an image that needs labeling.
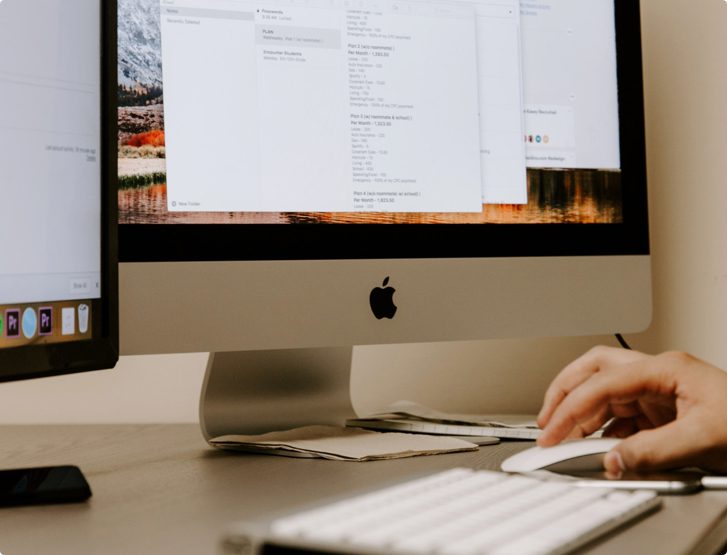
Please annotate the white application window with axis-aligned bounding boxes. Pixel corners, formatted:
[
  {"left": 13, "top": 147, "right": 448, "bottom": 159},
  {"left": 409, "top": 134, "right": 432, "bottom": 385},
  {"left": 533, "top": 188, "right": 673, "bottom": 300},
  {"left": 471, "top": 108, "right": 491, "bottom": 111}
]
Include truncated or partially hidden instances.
[
  {"left": 464, "top": 0, "right": 527, "bottom": 204},
  {"left": 161, "top": 0, "right": 487, "bottom": 213},
  {"left": 0, "top": 0, "right": 101, "bottom": 305},
  {"left": 520, "top": 0, "right": 620, "bottom": 169}
]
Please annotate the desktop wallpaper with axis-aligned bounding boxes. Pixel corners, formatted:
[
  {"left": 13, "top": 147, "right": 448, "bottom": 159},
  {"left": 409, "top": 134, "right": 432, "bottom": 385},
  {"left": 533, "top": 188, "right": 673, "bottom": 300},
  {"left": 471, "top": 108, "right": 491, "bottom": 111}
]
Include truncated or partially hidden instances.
[{"left": 117, "top": 0, "right": 623, "bottom": 225}]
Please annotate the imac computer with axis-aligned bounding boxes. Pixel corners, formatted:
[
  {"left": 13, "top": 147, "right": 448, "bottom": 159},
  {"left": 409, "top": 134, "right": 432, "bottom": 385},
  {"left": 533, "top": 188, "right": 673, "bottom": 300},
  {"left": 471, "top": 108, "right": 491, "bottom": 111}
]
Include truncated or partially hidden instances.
[{"left": 117, "top": 0, "right": 650, "bottom": 438}]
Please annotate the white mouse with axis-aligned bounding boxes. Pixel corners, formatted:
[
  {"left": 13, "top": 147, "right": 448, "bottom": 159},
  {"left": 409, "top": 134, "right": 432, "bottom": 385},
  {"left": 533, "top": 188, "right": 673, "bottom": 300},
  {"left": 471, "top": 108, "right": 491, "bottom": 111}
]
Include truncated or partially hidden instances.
[{"left": 501, "top": 438, "right": 622, "bottom": 473}]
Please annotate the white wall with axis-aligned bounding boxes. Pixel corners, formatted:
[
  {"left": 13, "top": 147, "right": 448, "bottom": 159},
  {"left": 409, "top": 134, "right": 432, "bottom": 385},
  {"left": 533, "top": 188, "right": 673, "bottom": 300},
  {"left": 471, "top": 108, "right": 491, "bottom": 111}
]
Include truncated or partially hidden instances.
[
  {"left": 0, "top": 0, "right": 725, "bottom": 424},
  {"left": 635, "top": 0, "right": 727, "bottom": 363}
]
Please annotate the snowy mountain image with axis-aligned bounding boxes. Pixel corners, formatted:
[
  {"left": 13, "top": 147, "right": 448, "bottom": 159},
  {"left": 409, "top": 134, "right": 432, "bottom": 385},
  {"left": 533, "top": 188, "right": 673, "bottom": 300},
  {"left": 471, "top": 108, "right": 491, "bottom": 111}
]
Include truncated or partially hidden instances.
[{"left": 118, "top": 0, "right": 162, "bottom": 89}]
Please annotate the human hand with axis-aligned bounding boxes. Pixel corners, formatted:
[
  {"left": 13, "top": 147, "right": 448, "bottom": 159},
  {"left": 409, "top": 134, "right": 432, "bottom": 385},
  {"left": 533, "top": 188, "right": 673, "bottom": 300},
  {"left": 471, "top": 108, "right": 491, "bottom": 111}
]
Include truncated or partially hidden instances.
[{"left": 536, "top": 346, "right": 727, "bottom": 475}]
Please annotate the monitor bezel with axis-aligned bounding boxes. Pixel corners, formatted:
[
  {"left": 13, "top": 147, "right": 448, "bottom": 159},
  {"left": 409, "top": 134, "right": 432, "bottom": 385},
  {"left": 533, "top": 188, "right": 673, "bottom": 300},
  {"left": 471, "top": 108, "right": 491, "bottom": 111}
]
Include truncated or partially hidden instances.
[
  {"left": 119, "top": 0, "right": 648, "bottom": 263},
  {"left": 0, "top": 1, "right": 119, "bottom": 382}
]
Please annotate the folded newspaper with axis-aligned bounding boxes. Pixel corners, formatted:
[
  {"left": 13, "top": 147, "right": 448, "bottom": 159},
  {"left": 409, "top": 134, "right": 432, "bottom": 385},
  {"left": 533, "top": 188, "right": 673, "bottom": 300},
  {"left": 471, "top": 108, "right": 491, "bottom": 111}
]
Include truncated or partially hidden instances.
[{"left": 210, "top": 425, "right": 478, "bottom": 461}]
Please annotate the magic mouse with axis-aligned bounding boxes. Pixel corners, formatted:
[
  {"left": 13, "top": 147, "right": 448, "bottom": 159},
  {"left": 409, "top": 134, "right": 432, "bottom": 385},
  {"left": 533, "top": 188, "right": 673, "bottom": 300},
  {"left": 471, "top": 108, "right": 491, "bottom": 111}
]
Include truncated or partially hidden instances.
[{"left": 501, "top": 438, "right": 622, "bottom": 473}]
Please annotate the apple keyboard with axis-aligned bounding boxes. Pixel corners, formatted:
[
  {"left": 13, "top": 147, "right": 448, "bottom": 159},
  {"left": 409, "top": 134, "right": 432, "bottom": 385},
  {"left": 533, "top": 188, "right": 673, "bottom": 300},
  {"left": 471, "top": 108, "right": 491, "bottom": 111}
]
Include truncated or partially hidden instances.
[{"left": 224, "top": 468, "right": 661, "bottom": 555}]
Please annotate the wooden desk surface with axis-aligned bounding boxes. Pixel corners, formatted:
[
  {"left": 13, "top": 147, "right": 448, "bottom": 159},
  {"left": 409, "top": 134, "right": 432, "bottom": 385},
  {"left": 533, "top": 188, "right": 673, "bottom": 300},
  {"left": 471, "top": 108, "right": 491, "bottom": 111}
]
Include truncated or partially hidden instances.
[{"left": 0, "top": 425, "right": 726, "bottom": 555}]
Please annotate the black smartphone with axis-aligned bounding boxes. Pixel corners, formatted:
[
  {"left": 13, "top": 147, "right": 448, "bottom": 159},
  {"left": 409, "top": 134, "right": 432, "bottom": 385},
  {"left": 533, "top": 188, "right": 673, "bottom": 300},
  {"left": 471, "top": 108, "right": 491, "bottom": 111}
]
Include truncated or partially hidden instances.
[{"left": 0, "top": 465, "right": 92, "bottom": 507}]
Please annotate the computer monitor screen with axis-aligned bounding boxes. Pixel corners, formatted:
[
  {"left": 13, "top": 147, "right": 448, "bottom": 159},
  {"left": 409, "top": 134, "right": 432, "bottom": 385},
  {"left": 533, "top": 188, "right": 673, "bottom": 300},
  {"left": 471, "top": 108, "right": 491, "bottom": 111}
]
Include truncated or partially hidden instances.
[
  {"left": 0, "top": 0, "right": 118, "bottom": 381},
  {"left": 118, "top": 0, "right": 647, "bottom": 254},
  {"left": 117, "top": 0, "right": 649, "bottom": 358}
]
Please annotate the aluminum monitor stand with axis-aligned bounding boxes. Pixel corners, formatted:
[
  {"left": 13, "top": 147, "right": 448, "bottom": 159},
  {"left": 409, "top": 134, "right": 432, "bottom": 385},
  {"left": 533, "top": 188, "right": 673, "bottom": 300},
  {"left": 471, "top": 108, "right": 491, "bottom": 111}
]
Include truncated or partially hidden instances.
[{"left": 199, "top": 347, "right": 356, "bottom": 440}]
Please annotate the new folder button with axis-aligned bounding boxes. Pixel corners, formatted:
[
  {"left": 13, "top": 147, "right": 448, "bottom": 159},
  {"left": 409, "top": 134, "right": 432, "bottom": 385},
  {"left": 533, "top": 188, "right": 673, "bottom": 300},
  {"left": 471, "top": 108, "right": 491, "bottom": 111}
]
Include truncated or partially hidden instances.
[{"left": 70, "top": 278, "right": 92, "bottom": 295}]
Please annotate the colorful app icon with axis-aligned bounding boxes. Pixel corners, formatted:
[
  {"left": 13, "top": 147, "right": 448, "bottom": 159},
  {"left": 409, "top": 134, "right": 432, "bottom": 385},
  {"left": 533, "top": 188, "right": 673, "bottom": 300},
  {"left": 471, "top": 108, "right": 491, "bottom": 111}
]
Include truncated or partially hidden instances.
[
  {"left": 6, "top": 309, "right": 20, "bottom": 338},
  {"left": 22, "top": 308, "right": 37, "bottom": 339},
  {"left": 62, "top": 307, "right": 75, "bottom": 336},
  {"left": 536, "top": 135, "right": 542, "bottom": 143},
  {"left": 39, "top": 307, "right": 53, "bottom": 336},
  {"left": 0, "top": 313, "right": 3, "bottom": 336},
  {"left": 78, "top": 304, "right": 89, "bottom": 334}
]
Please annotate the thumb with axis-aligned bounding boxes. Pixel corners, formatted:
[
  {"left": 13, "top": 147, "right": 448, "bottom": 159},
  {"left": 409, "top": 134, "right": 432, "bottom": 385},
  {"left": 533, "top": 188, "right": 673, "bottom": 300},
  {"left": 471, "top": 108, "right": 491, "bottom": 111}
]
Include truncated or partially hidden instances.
[{"left": 604, "top": 422, "right": 694, "bottom": 474}]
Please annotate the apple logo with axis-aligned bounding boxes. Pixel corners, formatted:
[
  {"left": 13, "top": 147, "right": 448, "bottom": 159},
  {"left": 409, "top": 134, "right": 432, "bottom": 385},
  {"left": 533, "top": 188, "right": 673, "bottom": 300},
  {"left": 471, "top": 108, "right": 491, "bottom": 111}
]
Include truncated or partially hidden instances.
[{"left": 369, "top": 277, "right": 397, "bottom": 319}]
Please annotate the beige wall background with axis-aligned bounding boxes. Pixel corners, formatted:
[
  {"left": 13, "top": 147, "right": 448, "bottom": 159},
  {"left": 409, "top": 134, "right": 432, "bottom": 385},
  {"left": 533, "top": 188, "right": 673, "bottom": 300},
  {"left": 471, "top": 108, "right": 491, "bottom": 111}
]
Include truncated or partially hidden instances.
[{"left": 0, "top": 0, "right": 725, "bottom": 424}]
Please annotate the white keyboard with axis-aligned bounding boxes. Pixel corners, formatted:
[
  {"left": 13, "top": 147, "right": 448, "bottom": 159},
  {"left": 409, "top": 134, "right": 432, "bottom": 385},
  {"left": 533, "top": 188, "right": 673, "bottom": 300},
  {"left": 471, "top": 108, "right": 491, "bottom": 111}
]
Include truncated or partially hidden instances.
[{"left": 229, "top": 468, "right": 661, "bottom": 555}]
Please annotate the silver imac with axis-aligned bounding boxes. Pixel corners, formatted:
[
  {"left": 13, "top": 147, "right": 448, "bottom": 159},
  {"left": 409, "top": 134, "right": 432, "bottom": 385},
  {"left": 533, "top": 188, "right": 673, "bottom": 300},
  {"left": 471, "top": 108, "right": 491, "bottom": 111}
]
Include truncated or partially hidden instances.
[{"left": 117, "top": 0, "right": 651, "bottom": 438}]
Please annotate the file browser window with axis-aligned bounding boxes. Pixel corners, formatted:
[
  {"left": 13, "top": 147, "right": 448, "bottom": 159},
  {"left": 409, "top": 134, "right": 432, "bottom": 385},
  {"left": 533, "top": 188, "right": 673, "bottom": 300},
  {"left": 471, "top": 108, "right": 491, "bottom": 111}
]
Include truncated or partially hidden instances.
[
  {"left": 160, "top": 0, "right": 527, "bottom": 212},
  {"left": 0, "top": 0, "right": 101, "bottom": 305}
]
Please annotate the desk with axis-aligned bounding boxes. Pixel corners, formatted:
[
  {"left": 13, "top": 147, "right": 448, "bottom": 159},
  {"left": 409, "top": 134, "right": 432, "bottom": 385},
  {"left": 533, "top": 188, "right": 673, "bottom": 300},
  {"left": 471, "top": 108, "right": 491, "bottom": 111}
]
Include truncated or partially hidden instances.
[{"left": 0, "top": 425, "right": 726, "bottom": 555}]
